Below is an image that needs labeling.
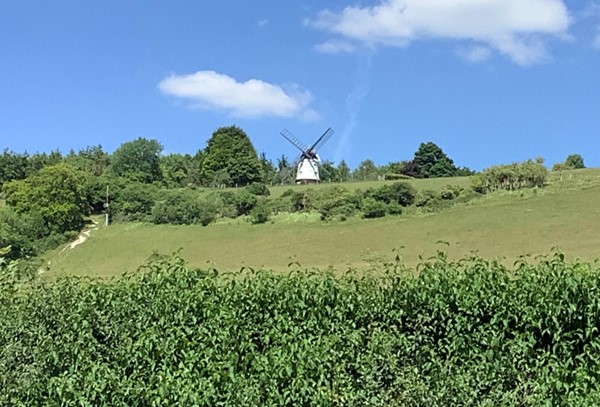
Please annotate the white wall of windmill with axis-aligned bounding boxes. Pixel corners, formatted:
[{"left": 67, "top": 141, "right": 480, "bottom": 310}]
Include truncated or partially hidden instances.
[{"left": 296, "top": 158, "right": 320, "bottom": 184}]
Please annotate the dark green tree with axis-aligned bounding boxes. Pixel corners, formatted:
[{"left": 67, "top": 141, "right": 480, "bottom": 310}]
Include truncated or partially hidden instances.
[
  {"left": 27, "top": 150, "right": 63, "bottom": 175},
  {"left": 111, "top": 138, "right": 163, "bottom": 183},
  {"left": 413, "top": 142, "right": 462, "bottom": 178},
  {"left": 565, "top": 154, "right": 585, "bottom": 169},
  {"left": 0, "top": 150, "right": 29, "bottom": 188},
  {"left": 200, "top": 126, "right": 262, "bottom": 187}
]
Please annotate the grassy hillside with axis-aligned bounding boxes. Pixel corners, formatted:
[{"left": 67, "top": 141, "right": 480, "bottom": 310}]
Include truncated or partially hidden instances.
[{"left": 43, "top": 168, "right": 600, "bottom": 278}]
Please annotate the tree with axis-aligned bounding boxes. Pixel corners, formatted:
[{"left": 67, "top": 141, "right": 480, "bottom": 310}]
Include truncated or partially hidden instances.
[
  {"left": 413, "top": 142, "right": 464, "bottom": 178},
  {"left": 337, "top": 160, "right": 351, "bottom": 182},
  {"left": 565, "top": 154, "right": 585, "bottom": 169},
  {"left": 3, "top": 163, "right": 89, "bottom": 234},
  {"left": 0, "top": 150, "right": 29, "bottom": 188},
  {"left": 200, "top": 126, "right": 262, "bottom": 187},
  {"left": 352, "top": 159, "right": 379, "bottom": 181},
  {"left": 65, "top": 145, "right": 110, "bottom": 177},
  {"left": 111, "top": 138, "right": 163, "bottom": 183},
  {"left": 259, "top": 152, "right": 277, "bottom": 185},
  {"left": 160, "top": 153, "right": 194, "bottom": 188},
  {"left": 319, "top": 160, "right": 338, "bottom": 182}
]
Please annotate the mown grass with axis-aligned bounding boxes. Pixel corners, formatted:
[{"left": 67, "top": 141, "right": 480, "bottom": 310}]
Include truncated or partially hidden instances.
[{"left": 43, "top": 168, "right": 600, "bottom": 279}]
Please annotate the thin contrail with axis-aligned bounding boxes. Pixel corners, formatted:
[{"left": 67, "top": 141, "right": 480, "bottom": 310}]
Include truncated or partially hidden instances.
[{"left": 334, "top": 52, "right": 373, "bottom": 164}]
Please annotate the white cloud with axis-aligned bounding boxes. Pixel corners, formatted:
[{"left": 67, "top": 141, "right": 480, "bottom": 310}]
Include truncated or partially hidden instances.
[
  {"left": 308, "top": 0, "right": 571, "bottom": 65},
  {"left": 314, "top": 40, "right": 356, "bottom": 54},
  {"left": 257, "top": 19, "right": 269, "bottom": 27},
  {"left": 595, "top": 27, "right": 600, "bottom": 49},
  {"left": 158, "top": 71, "right": 317, "bottom": 119},
  {"left": 457, "top": 46, "right": 491, "bottom": 63}
]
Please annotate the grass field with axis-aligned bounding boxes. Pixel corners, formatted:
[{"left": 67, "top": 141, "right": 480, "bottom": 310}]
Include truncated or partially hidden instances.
[{"left": 43, "top": 168, "right": 600, "bottom": 278}]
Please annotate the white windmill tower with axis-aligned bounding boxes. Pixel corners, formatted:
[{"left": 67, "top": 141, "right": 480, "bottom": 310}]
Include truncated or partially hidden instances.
[{"left": 280, "top": 127, "right": 335, "bottom": 184}]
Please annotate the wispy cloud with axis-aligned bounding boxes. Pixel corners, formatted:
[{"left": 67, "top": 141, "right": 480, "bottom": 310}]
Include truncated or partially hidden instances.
[
  {"left": 257, "top": 19, "right": 269, "bottom": 28},
  {"left": 595, "top": 26, "right": 600, "bottom": 49},
  {"left": 158, "top": 71, "right": 317, "bottom": 120},
  {"left": 334, "top": 54, "right": 373, "bottom": 164},
  {"left": 307, "top": 0, "right": 571, "bottom": 65},
  {"left": 457, "top": 46, "right": 492, "bottom": 63},
  {"left": 314, "top": 40, "right": 356, "bottom": 54}
]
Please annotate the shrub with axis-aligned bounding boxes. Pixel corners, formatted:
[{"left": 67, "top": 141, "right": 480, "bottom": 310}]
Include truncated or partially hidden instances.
[
  {"left": 245, "top": 182, "right": 270, "bottom": 196},
  {"left": 473, "top": 160, "right": 548, "bottom": 193},
  {"left": 361, "top": 198, "right": 387, "bottom": 219},
  {"left": 250, "top": 199, "right": 270, "bottom": 224},
  {"left": 367, "top": 182, "right": 416, "bottom": 207},
  {"left": 4, "top": 253, "right": 600, "bottom": 405},
  {"left": 152, "top": 190, "right": 216, "bottom": 226},
  {"left": 233, "top": 190, "right": 258, "bottom": 216}
]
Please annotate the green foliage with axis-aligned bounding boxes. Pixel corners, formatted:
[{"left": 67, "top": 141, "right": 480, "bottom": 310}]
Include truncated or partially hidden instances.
[
  {"left": 152, "top": 190, "right": 216, "bottom": 226},
  {"left": 110, "top": 137, "right": 163, "bottom": 183},
  {"left": 3, "top": 163, "right": 89, "bottom": 234},
  {"left": 565, "top": 154, "right": 585, "bottom": 169},
  {"left": 299, "top": 186, "right": 361, "bottom": 221},
  {"left": 160, "top": 153, "right": 199, "bottom": 188},
  {"left": 200, "top": 126, "right": 262, "bottom": 187},
  {"left": 0, "top": 149, "right": 29, "bottom": 188},
  {"left": 361, "top": 197, "right": 387, "bottom": 218},
  {"left": 472, "top": 159, "right": 548, "bottom": 193},
  {"left": 412, "top": 142, "right": 471, "bottom": 178},
  {"left": 0, "top": 208, "right": 44, "bottom": 259},
  {"left": 245, "top": 182, "right": 270, "bottom": 196},
  {"left": 352, "top": 159, "right": 380, "bottom": 181},
  {"left": 250, "top": 199, "right": 271, "bottom": 224},
  {"left": 553, "top": 154, "right": 585, "bottom": 171},
  {"left": 375, "top": 182, "right": 416, "bottom": 206},
  {"left": 111, "top": 181, "right": 158, "bottom": 222},
  {"left": 64, "top": 145, "right": 110, "bottom": 177},
  {"left": 4, "top": 253, "right": 600, "bottom": 405},
  {"left": 234, "top": 190, "right": 258, "bottom": 216},
  {"left": 336, "top": 160, "right": 351, "bottom": 182}
]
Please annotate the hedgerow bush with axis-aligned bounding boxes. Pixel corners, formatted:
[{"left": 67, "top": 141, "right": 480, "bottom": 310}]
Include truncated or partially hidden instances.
[
  {"left": 3, "top": 252, "right": 600, "bottom": 405},
  {"left": 152, "top": 190, "right": 216, "bottom": 226},
  {"left": 471, "top": 160, "right": 548, "bottom": 193}
]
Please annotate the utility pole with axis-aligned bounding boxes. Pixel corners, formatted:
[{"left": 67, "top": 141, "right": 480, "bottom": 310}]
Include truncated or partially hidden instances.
[{"left": 104, "top": 185, "right": 109, "bottom": 227}]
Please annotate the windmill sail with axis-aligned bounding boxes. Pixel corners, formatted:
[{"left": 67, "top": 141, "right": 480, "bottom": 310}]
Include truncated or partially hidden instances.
[{"left": 279, "top": 127, "right": 335, "bottom": 184}]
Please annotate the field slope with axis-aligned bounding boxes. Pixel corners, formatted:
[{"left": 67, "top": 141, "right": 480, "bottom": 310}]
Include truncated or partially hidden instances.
[{"left": 45, "top": 169, "right": 600, "bottom": 278}]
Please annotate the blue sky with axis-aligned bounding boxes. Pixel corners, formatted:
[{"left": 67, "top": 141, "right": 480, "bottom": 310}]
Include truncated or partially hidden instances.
[{"left": 1, "top": 1, "right": 599, "bottom": 170}]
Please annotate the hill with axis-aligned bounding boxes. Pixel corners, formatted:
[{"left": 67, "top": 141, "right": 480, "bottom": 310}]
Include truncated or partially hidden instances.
[{"left": 43, "top": 169, "right": 600, "bottom": 279}]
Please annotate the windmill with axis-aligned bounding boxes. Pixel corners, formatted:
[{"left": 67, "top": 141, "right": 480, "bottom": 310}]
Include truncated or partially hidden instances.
[{"left": 280, "top": 127, "right": 335, "bottom": 184}]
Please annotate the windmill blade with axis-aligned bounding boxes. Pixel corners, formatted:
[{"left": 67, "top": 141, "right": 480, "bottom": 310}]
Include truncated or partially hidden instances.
[
  {"left": 280, "top": 129, "right": 309, "bottom": 154},
  {"left": 308, "top": 127, "right": 335, "bottom": 153}
]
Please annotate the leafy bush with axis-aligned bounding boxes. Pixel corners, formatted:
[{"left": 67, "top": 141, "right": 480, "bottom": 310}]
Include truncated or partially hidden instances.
[
  {"left": 233, "top": 190, "right": 258, "bottom": 216},
  {"left": 4, "top": 253, "right": 600, "bottom": 405},
  {"left": 250, "top": 199, "right": 270, "bottom": 224},
  {"left": 366, "top": 181, "right": 416, "bottom": 207},
  {"left": 245, "top": 182, "right": 270, "bottom": 196},
  {"left": 152, "top": 190, "right": 216, "bottom": 226},
  {"left": 111, "top": 182, "right": 158, "bottom": 222},
  {"left": 362, "top": 198, "right": 387, "bottom": 218},
  {"left": 472, "top": 159, "right": 548, "bottom": 193}
]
